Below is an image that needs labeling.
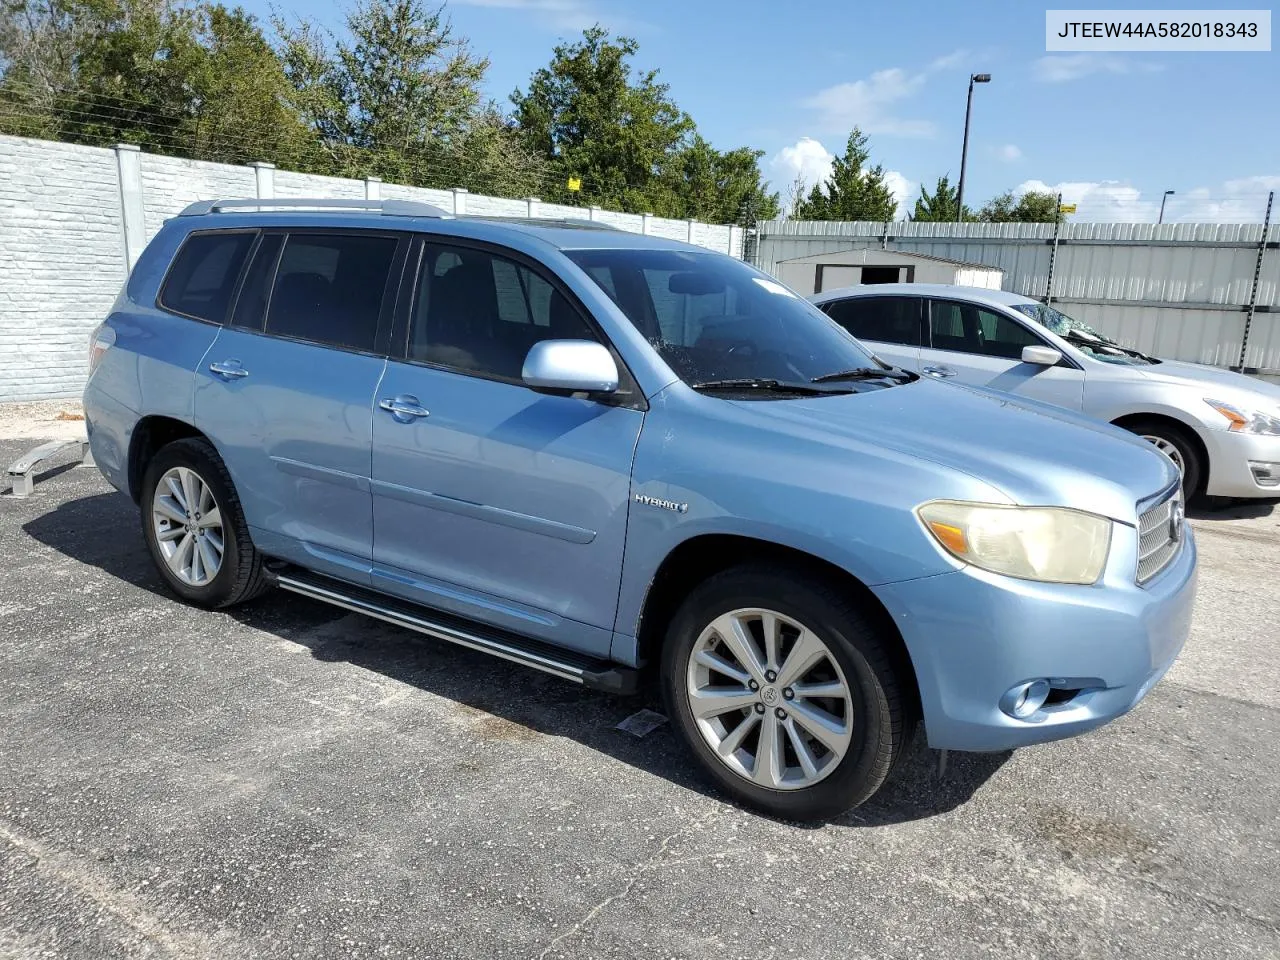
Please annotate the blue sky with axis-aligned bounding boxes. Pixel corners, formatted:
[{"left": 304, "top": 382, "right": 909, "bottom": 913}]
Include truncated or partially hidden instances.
[{"left": 247, "top": 0, "right": 1279, "bottom": 222}]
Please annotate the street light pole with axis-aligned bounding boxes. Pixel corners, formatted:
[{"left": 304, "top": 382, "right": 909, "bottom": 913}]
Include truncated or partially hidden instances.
[
  {"left": 955, "top": 73, "right": 990, "bottom": 222},
  {"left": 1158, "top": 189, "right": 1175, "bottom": 224}
]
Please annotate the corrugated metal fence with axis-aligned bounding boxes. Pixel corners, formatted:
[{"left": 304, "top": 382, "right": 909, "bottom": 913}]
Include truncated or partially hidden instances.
[{"left": 754, "top": 219, "right": 1280, "bottom": 373}]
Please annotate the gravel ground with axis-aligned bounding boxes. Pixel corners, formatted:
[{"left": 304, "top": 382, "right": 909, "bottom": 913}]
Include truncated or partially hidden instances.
[{"left": 1, "top": 428, "right": 1278, "bottom": 960}]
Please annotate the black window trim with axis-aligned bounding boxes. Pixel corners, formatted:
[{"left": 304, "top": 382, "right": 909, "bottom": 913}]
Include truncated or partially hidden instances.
[
  {"left": 155, "top": 228, "right": 260, "bottom": 326},
  {"left": 820, "top": 294, "right": 927, "bottom": 348},
  {"left": 390, "top": 234, "right": 648, "bottom": 411},
  {"left": 925, "top": 297, "right": 1082, "bottom": 370},
  {"left": 222, "top": 226, "right": 411, "bottom": 359}
]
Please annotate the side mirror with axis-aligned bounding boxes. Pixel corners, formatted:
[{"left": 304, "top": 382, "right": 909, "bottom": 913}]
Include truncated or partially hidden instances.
[
  {"left": 1022, "top": 345, "right": 1063, "bottom": 366},
  {"left": 523, "top": 339, "right": 619, "bottom": 394}
]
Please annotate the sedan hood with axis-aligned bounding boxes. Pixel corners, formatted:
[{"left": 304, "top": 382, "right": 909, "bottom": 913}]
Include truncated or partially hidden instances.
[
  {"left": 735, "top": 378, "right": 1177, "bottom": 523},
  {"left": 1138, "top": 360, "right": 1280, "bottom": 406}
]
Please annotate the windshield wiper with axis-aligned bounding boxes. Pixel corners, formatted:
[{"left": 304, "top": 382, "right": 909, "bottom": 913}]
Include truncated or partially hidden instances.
[
  {"left": 690, "top": 378, "right": 842, "bottom": 396},
  {"left": 811, "top": 366, "right": 913, "bottom": 384},
  {"left": 1062, "top": 332, "right": 1156, "bottom": 362}
]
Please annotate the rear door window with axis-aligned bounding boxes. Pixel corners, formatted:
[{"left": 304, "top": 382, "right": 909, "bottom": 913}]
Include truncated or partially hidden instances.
[
  {"left": 264, "top": 232, "right": 399, "bottom": 353},
  {"left": 159, "top": 231, "right": 255, "bottom": 323},
  {"left": 822, "top": 297, "right": 923, "bottom": 346}
]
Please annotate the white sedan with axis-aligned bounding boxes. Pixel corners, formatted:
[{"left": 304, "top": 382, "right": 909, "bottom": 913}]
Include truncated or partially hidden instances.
[{"left": 811, "top": 283, "right": 1280, "bottom": 500}]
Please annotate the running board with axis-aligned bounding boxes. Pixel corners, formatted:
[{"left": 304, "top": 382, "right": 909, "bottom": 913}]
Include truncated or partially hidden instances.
[{"left": 273, "top": 571, "right": 638, "bottom": 695}]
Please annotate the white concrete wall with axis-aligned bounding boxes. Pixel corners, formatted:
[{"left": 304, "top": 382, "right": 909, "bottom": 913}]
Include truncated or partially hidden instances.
[
  {"left": 0, "top": 134, "right": 745, "bottom": 401},
  {"left": 0, "top": 138, "right": 126, "bottom": 401}
]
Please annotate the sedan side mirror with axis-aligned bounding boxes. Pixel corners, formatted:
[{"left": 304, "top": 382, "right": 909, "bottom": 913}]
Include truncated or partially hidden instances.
[
  {"left": 1022, "top": 345, "right": 1063, "bottom": 366},
  {"left": 523, "top": 339, "right": 619, "bottom": 394}
]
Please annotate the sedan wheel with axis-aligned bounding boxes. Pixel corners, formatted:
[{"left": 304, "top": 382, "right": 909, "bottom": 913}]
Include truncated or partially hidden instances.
[
  {"left": 1141, "top": 434, "right": 1186, "bottom": 476},
  {"left": 151, "top": 465, "right": 225, "bottom": 587},
  {"left": 686, "top": 607, "right": 854, "bottom": 790}
]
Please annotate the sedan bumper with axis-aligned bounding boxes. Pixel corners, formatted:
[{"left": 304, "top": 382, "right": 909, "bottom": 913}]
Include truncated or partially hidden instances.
[
  {"left": 873, "top": 523, "right": 1197, "bottom": 752},
  {"left": 1204, "top": 428, "right": 1280, "bottom": 498}
]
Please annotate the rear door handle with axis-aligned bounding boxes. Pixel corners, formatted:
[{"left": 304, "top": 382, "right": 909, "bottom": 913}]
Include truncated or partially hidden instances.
[
  {"left": 209, "top": 360, "right": 248, "bottom": 380},
  {"left": 922, "top": 365, "right": 956, "bottom": 379},
  {"left": 379, "top": 395, "right": 430, "bottom": 420}
]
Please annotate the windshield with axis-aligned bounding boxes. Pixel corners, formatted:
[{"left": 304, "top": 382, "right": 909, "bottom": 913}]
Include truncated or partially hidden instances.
[
  {"left": 566, "top": 249, "right": 888, "bottom": 390},
  {"left": 1011, "top": 302, "right": 1156, "bottom": 366}
]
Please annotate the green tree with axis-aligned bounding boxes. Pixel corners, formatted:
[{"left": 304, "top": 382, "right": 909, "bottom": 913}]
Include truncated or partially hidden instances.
[
  {"left": 911, "top": 175, "right": 972, "bottom": 222},
  {"left": 792, "top": 128, "right": 897, "bottom": 222},
  {"left": 511, "top": 25, "right": 694, "bottom": 211},
  {"left": 275, "top": 0, "right": 545, "bottom": 190},
  {"left": 0, "top": 0, "right": 312, "bottom": 163},
  {"left": 659, "top": 135, "right": 780, "bottom": 225},
  {"left": 978, "top": 189, "right": 1063, "bottom": 223}
]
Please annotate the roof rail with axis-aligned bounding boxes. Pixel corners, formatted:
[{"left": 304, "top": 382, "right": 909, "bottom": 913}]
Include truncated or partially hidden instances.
[{"left": 177, "top": 197, "right": 452, "bottom": 218}]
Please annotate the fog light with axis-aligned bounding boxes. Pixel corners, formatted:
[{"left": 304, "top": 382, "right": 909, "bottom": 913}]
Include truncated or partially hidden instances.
[
  {"left": 1000, "top": 679, "right": 1051, "bottom": 720},
  {"left": 1249, "top": 461, "right": 1280, "bottom": 488}
]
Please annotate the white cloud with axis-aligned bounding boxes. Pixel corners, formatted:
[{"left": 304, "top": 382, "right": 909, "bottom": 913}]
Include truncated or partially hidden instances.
[
  {"left": 1013, "top": 177, "right": 1277, "bottom": 223},
  {"left": 997, "top": 144, "right": 1023, "bottom": 162},
  {"left": 770, "top": 137, "right": 913, "bottom": 218},
  {"left": 802, "top": 68, "right": 935, "bottom": 137},
  {"left": 771, "top": 137, "right": 835, "bottom": 191},
  {"left": 1033, "top": 54, "right": 1163, "bottom": 83},
  {"left": 883, "top": 170, "right": 916, "bottom": 219}
]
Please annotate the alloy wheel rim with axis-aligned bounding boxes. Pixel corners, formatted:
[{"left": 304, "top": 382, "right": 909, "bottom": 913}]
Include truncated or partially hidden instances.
[
  {"left": 686, "top": 607, "right": 854, "bottom": 790},
  {"left": 1141, "top": 435, "right": 1185, "bottom": 476},
  {"left": 152, "top": 466, "right": 224, "bottom": 586}
]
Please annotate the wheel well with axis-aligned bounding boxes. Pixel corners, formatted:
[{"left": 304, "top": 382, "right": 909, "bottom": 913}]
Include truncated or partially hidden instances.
[
  {"left": 635, "top": 534, "right": 921, "bottom": 716},
  {"left": 127, "top": 416, "right": 206, "bottom": 503},
  {"left": 1111, "top": 412, "right": 1209, "bottom": 489}
]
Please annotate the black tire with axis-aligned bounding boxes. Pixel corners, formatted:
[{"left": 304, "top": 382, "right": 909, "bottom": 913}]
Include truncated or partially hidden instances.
[
  {"left": 140, "top": 437, "right": 269, "bottom": 608},
  {"left": 1123, "top": 418, "right": 1204, "bottom": 500},
  {"left": 660, "top": 564, "right": 909, "bottom": 822}
]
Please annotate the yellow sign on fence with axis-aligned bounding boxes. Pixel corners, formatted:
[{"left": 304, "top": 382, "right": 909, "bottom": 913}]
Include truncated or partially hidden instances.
[
  {"left": 567, "top": 177, "right": 582, "bottom": 192},
  {"left": 1059, "top": 203, "right": 1077, "bottom": 214}
]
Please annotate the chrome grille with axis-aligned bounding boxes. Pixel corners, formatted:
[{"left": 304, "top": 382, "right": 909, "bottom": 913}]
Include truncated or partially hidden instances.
[{"left": 1137, "top": 489, "right": 1184, "bottom": 584}]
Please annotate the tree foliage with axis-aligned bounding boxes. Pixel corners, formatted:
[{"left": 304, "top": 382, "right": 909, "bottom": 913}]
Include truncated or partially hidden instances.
[
  {"left": 511, "top": 26, "right": 777, "bottom": 223},
  {"left": 910, "top": 175, "right": 973, "bottom": 222},
  {"left": 791, "top": 128, "right": 897, "bottom": 222},
  {"left": 978, "top": 189, "right": 1063, "bottom": 223}
]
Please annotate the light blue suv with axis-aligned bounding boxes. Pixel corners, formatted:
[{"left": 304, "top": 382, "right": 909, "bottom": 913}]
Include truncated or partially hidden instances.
[{"left": 83, "top": 198, "right": 1198, "bottom": 820}]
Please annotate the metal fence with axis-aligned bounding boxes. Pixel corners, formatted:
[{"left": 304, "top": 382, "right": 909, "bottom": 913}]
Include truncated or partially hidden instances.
[{"left": 755, "top": 216, "right": 1280, "bottom": 373}]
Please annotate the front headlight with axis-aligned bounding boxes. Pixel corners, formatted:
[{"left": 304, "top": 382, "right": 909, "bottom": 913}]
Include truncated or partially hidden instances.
[
  {"left": 917, "top": 501, "right": 1112, "bottom": 584},
  {"left": 1205, "top": 398, "right": 1280, "bottom": 436}
]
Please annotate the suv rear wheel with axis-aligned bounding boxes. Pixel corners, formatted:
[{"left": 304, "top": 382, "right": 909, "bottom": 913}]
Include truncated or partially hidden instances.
[
  {"left": 141, "top": 438, "right": 268, "bottom": 608},
  {"left": 660, "top": 565, "right": 908, "bottom": 821}
]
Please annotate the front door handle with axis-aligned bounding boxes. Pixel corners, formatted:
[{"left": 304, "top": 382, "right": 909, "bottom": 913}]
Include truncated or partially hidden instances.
[
  {"left": 922, "top": 365, "right": 956, "bottom": 379},
  {"left": 209, "top": 360, "right": 248, "bottom": 380},
  {"left": 379, "top": 395, "right": 430, "bottom": 420}
]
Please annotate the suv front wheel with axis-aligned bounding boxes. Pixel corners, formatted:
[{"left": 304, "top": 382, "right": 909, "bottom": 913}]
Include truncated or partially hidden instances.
[
  {"left": 661, "top": 565, "right": 909, "bottom": 821},
  {"left": 141, "top": 438, "right": 268, "bottom": 608}
]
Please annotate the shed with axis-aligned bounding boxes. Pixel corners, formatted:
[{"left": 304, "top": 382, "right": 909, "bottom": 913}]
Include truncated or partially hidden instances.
[{"left": 776, "top": 248, "right": 1004, "bottom": 295}]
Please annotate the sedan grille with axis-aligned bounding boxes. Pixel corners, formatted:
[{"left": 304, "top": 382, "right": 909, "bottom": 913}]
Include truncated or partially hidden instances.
[{"left": 1137, "top": 489, "right": 1185, "bottom": 584}]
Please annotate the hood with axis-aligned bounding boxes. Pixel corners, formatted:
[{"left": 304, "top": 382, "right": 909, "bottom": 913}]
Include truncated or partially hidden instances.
[
  {"left": 1137, "top": 360, "right": 1280, "bottom": 407},
  {"left": 733, "top": 378, "right": 1177, "bottom": 524}
]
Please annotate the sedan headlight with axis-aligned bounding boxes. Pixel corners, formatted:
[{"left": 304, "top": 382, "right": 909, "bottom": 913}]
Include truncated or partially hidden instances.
[
  {"left": 917, "top": 501, "right": 1112, "bottom": 584},
  {"left": 1205, "top": 398, "right": 1280, "bottom": 436}
]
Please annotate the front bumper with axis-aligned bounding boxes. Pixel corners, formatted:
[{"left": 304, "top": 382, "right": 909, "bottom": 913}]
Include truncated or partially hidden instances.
[
  {"left": 873, "top": 522, "right": 1197, "bottom": 752},
  {"left": 1204, "top": 428, "right": 1280, "bottom": 498}
]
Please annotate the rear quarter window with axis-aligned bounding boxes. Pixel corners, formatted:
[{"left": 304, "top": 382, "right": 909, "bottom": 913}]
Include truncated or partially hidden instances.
[{"left": 158, "top": 231, "right": 255, "bottom": 323}]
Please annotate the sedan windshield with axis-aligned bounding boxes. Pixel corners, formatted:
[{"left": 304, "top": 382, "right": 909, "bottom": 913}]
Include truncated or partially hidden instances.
[
  {"left": 566, "top": 249, "right": 900, "bottom": 392},
  {"left": 1011, "top": 302, "right": 1156, "bottom": 366}
]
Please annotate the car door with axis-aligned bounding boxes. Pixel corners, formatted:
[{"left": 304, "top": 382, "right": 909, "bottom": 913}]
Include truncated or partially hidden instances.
[
  {"left": 818, "top": 295, "right": 924, "bottom": 370},
  {"left": 195, "top": 228, "right": 407, "bottom": 584},
  {"left": 919, "top": 298, "right": 1086, "bottom": 409},
  {"left": 369, "top": 238, "right": 645, "bottom": 658}
]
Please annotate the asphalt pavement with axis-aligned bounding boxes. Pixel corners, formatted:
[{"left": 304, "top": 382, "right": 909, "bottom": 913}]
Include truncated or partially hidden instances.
[{"left": 2, "top": 429, "right": 1278, "bottom": 960}]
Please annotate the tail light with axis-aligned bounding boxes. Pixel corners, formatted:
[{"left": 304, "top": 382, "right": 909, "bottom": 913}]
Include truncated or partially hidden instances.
[{"left": 88, "top": 322, "right": 115, "bottom": 375}]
